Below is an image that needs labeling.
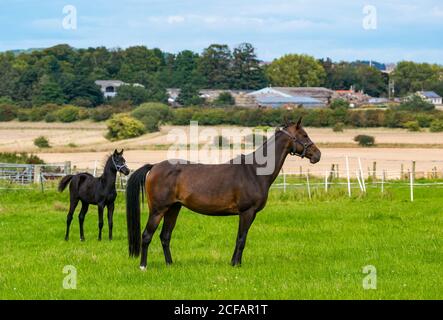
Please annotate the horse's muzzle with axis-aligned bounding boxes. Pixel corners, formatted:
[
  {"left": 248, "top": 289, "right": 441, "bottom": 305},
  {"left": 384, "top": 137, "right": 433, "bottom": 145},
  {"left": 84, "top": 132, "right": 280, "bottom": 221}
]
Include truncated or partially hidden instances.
[{"left": 309, "top": 149, "right": 321, "bottom": 164}]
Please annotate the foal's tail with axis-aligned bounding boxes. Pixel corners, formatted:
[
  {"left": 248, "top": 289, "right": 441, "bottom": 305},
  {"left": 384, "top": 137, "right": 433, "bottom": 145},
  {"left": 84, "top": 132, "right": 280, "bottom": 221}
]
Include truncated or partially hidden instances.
[
  {"left": 126, "top": 164, "right": 153, "bottom": 257},
  {"left": 58, "top": 175, "right": 74, "bottom": 192}
]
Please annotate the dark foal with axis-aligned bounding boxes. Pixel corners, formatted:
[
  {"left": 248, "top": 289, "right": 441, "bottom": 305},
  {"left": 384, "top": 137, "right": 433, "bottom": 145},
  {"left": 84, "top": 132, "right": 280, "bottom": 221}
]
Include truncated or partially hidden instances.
[
  {"left": 126, "top": 118, "right": 321, "bottom": 270},
  {"left": 59, "top": 150, "right": 130, "bottom": 241}
]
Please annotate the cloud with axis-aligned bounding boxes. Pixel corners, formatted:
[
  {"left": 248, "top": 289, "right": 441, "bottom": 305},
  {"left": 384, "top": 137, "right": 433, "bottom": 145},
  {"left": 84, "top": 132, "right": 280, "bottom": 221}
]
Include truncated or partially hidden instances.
[
  {"left": 167, "top": 16, "right": 185, "bottom": 24},
  {"left": 431, "top": 6, "right": 443, "bottom": 17}
]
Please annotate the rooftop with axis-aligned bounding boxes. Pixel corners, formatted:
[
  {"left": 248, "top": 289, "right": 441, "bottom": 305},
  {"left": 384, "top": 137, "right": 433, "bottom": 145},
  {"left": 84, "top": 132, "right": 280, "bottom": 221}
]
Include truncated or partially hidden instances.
[{"left": 419, "top": 91, "right": 441, "bottom": 98}]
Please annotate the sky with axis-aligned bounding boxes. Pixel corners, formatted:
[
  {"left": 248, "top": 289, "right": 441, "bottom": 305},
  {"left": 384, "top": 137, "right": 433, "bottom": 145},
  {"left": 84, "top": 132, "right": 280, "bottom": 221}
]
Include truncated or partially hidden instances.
[{"left": 0, "top": 0, "right": 442, "bottom": 63}]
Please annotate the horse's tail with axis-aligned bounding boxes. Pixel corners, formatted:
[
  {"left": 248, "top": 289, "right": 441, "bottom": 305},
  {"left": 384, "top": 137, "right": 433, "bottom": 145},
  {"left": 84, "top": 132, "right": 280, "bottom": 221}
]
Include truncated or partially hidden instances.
[
  {"left": 126, "top": 164, "right": 153, "bottom": 257},
  {"left": 58, "top": 175, "right": 74, "bottom": 192}
]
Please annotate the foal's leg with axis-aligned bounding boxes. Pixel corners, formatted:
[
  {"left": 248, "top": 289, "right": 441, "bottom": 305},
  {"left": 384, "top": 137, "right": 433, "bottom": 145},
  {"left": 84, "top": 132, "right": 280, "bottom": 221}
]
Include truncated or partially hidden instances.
[
  {"left": 160, "top": 204, "right": 181, "bottom": 265},
  {"left": 231, "top": 209, "right": 257, "bottom": 266},
  {"left": 78, "top": 202, "right": 89, "bottom": 241},
  {"left": 140, "top": 208, "right": 167, "bottom": 270},
  {"left": 97, "top": 205, "right": 104, "bottom": 241},
  {"left": 107, "top": 202, "right": 115, "bottom": 240},
  {"left": 65, "top": 197, "right": 79, "bottom": 241}
]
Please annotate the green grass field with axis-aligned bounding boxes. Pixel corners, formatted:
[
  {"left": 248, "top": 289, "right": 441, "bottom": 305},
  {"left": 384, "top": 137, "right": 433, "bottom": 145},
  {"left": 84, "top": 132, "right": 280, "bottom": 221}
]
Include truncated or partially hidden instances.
[{"left": 0, "top": 183, "right": 442, "bottom": 300}]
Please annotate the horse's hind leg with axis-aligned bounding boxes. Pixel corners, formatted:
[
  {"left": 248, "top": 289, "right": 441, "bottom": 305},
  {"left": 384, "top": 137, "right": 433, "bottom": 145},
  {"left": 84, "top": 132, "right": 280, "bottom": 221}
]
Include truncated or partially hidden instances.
[
  {"left": 160, "top": 204, "right": 181, "bottom": 265},
  {"left": 65, "top": 197, "right": 79, "bottom": 241},
  {"left": 231, "top": 209, "right": 257, "bottom": 266},
  {"left": 140, "top": 208, "right": 167, "bottom": 270},
  {"left": 78, "top": 202, "right": 89, "bottom": 241}
]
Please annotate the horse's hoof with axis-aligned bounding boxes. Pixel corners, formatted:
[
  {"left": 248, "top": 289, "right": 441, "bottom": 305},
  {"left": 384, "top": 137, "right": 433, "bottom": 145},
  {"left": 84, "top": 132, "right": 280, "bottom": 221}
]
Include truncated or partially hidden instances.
[
  {"left": 80, "top": 238, "right": 85, "bottom": 242},
  {"left": 139, "top": 266, "right": 147, "bottom": 271}
]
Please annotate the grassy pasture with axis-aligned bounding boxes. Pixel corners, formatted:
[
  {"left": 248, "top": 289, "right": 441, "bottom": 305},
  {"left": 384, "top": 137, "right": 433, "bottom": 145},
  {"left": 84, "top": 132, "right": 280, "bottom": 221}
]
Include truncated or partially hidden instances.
[{"left": 0, "top": 183, "right": 442, "bottom": 300}]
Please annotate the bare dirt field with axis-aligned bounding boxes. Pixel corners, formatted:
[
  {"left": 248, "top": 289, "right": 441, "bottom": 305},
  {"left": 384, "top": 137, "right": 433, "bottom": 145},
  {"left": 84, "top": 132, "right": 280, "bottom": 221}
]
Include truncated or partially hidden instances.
[{"left": 1, "top": 121, "right": 443, "bottom": 177}]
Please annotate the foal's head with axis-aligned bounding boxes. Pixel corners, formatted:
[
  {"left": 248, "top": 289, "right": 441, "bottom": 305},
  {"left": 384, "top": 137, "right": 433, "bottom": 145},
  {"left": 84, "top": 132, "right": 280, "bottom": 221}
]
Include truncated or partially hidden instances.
[
  {"left": 111, "top": 149, "right": 130, "bottom": 175},
  {"left": 280, "top": 118, "right": 321, "bottom": 164}
]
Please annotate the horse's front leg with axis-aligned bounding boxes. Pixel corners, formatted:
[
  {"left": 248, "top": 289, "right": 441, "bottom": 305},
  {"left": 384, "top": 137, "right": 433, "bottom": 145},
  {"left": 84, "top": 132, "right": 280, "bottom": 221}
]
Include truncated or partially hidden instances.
[
  {"left": 231, "top": 209, "right": 257, "bottom": 266},
  {"left": 107, "top": 202, "right": 114, "bottom": 240},
  {"left": 98, "top": 205, "right": 104, "bottom": 241}
]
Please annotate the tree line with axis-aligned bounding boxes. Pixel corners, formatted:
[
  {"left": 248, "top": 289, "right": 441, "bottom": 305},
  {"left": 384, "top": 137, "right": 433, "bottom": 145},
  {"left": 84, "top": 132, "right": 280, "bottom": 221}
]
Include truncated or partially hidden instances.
[{"left": 1, "top": 43, "right": 443, "bottom": 109}]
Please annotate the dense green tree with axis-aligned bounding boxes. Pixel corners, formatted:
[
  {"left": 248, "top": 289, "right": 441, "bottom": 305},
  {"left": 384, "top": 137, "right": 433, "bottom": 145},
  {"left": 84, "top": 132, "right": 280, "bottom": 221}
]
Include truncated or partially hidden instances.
[
  {"left": 322, "top": 61, "right": 386, "bottom": 97},
  {"left": 198, "top": 44, "right": 232, "bottom": 89},
  {"left": 392, "top": 61, "right": 443, "bottom": 96},
  {"left": 266, "top": 54, "right": 326, "bottom": 87},
  {"left": 231, "top": 43, "right": 267, "bottom": 89},
  {"left": 0, "top": 52, "right": 20, "bottom": 99},
  {"left": 398, "top": 94, "right": 435, "bottom": 112},
  {"left": 176, "top": 84, "right": 204, "bottom": 106},
  {"left": 32, "top": 75, "right": 66, "bottom": 106},
  {"left": 113, "top": 85, "right": 151, "bottom": 106}
]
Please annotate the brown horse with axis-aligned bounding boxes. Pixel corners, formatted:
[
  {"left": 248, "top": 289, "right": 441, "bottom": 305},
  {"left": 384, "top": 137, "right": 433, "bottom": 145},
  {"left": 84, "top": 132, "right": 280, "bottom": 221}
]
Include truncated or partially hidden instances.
[{"left": 126, "top": 118, "right": 321, "bottom": 270}]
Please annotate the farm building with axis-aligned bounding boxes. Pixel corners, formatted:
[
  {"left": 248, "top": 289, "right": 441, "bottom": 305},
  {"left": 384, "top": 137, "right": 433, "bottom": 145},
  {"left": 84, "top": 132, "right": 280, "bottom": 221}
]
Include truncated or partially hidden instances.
[
  {"left": 246, "top": 87, "right": 330, "bottom": 108},
  {"left": 95, "top": 80, "right": 144, "bottom": 98},
  {"left": 166, "top": 89, "right": 255, "bottom": 107},
  {"left": 417, "top": 91, "right": 442, "bottom": 105},
  {"left": 332, "top": 87, "right": 371, "bottom": 106}
]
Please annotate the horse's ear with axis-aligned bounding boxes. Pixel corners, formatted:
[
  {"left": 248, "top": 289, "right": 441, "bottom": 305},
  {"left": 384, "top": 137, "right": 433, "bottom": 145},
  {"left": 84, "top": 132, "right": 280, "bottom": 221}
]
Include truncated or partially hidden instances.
[
  {"left": 296, "top": 117, "right": 303, "bottom": 129},
  {"left": 113, "top": 149, "right": 118, "bottom": 155},
  {"left": 119, "top": 149, "right": 124, "bottom": 155}
]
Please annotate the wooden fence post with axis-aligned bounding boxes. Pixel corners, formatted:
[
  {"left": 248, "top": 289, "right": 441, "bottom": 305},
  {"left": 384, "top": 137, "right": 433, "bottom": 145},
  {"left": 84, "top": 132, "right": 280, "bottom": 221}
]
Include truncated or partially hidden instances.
[
  {"left": 33, "top": 165, "right": 41, "bottom": 184},
  {"left": 64, "top": 161, "right": 71, "bottom": 175},
  {"left": 372, "top": 161, "right": 377, "bottom": 180},
  {"left": 345, "top": 156, "right": 351, "bottom": 197},
  {"left": 306, "top": 170, "right": 311, "bottom": 200},
  {"left": 412, "top": 161, "right": 416, "bottom": 180}
]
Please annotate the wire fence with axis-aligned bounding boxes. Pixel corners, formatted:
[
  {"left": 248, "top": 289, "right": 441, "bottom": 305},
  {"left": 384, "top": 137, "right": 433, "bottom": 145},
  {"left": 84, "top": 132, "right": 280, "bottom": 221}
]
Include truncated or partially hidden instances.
[{"left": 2, "top": 158, "right": 443, "bottom": 202}]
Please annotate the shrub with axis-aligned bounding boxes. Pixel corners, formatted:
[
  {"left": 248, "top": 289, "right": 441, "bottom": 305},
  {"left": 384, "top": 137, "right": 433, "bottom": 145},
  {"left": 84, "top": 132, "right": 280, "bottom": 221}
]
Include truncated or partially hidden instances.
[
  {"left": 403, "top": 121, "right": 421, "bottom": 132},
  {"left": 429, "top": 119, "right": 443, "bottom": 132},
  {"left": 90, "top": 106, "right": 114, "bottom": 122},
  {"left": 0, "top": 104, "right": 17, "bottom": 121},
  {"left": 131, "top": 103, "right": 171, "bottom": 132},
  {"left": 44, "top": 113, "right": 57, "bottom": 122},
  {"left": 28, "top": 107, "right": 46, "bottom": 122},
  {"left": 354, "top": 135, "right": 375, "bottom": 147},
  {"left": 333, "top": 122, "right": 345, "bottom": 132},
  {"left": 330, "top": 99, "right": 350, "bottom": 109},
  {"left": 71, "top": 97, "right": 93, "bottom": 108},
  {"left": 17, "top": 110, "right": 30, "bottom": 121},
  {"left": 0, "top": 152, "right": 44, "bottom": 164},
  {"left": 213, "top": 92, "right": 235, "bottom": 106},
  {"left": 398, "top": 95, "right": 435, "bottom": 112},
  {"left": 106, "top": 114, "right": 145, "bottom": 141},
  {"left": 77, "top": 107, "right": 90, "bottom": 120},
  {"left": 55, "top": 105, "right": 79, "bottom": 122},
  {"left": 34, "top": 136, "right": 51, "bottom": 148}
]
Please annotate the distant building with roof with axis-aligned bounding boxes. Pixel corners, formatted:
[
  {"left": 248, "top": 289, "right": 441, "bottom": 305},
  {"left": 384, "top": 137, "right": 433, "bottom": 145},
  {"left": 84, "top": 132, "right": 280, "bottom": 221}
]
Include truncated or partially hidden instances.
[
  {"left": 95, "top": 80, "right": 144, "bottom": 98},
  {"left": 246, "top": 87, "right": 332, "bottom": 109},
  {"left": 332, "top": 87, "right": 371, "bottom": 107},
  {"left": 166, "top": 89, "right": 255, "bottom": 107},
  {"left": 417, "top": 91, "right": 442, "bottom": 105}
]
